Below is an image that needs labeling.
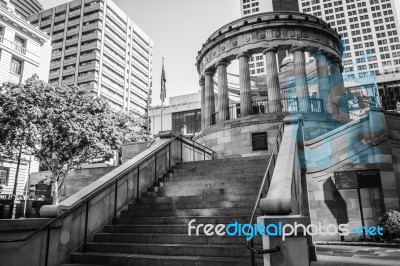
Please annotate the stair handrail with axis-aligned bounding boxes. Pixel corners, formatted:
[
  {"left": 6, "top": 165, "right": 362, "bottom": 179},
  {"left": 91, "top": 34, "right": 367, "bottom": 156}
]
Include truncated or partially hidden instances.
[
  {"left": 245, "top": 123, "right": 285, "bottom": 262},
  {"left": 0, "top": 133, "right": 214, "bottom": 244}
]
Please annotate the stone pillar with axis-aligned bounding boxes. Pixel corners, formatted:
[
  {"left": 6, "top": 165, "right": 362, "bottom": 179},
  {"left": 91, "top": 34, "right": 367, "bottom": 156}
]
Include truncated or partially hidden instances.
[
  {"left": 264, "top": 47, "right": 282, "bottom": 113},
  {"left": 291, "top": 47, "right": 310, "bottom": 112},
  {"left": 204, "top": 69, "right": 216, "bottom": 128},
  {"left": 331, "top": 59, "right": 349, "bottom": 117},
  {"left": 237, "top": 52, "right": 253, "bottom": 117},
  {"left": 199, "top": 77, "right": 206, "bottom": 130},
  {"left": 315, "top": 51, "right": 332, "bottom": 114},
  {"left": 216, "top": 60, "right": 230, "bottom": 122}
]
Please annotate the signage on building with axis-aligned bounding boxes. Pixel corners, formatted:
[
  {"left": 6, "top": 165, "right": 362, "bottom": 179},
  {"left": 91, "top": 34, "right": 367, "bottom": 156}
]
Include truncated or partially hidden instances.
[
  {"left": 251, "top": 132, "right": 268, "bottom": 151},
  {"left": 334, "top": 169, "right": 381, "bottom": 190}
]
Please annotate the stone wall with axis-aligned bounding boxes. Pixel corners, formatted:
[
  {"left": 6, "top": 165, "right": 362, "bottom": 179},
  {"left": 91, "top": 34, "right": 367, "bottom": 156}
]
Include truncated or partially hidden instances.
[{"left": 304, "top": 110, "right": 400, "bottom": 241}]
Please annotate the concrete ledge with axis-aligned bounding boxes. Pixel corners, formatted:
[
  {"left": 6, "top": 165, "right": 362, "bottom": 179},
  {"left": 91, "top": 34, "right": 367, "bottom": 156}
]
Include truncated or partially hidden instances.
[{"left": 314, "top": 241, "right": 400, "bottom": 248}]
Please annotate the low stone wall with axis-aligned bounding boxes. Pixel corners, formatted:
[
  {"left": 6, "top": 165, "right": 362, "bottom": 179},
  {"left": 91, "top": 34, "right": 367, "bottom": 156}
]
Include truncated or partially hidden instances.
[
  {"left": 304, "top": 110, "right": 400, "bottom": 241},
  {"left": 194, "top": 113, "right": 284, "bottom": 158}
]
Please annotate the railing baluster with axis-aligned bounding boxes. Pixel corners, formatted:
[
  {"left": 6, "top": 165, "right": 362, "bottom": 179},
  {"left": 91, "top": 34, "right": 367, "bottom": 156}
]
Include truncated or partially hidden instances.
[
  {"left": 180, "top": 138, "right": 183, "bottom": 164},
  {"left": 83, "top": 200, "right": 89, "bottom": 253},
  {"left": 203, "top": 147, "right": 206, "bottom": 161},
  {"left": 154, "top": 152, "right": 157, "bottom": 182},
  {"left": 44, "top": 226, "right": 51, "bottom": 266},
  {"left": 136, "top": 166, "right": 140, "bottom": 203},
  {"left": 169, "top": 144, "right": 171, "bottom": 170},
  {"left": 114, "top": 179, "right": 118, "bottom": 222}
]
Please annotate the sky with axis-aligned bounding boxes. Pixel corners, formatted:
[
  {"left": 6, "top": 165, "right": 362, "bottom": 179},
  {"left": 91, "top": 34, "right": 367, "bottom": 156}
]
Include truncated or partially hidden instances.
[{"left": 40, "top": 0, "right": 241, "bottom": 106}]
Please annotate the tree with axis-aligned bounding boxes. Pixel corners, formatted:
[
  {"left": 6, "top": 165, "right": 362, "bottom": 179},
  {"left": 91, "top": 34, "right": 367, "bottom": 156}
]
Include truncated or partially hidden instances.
[{"left": 0, "top": 75, "right": 150, "bottom": 204}]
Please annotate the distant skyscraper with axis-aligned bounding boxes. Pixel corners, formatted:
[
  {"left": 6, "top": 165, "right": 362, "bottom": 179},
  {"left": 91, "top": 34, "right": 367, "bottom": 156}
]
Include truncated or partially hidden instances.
[
  {"left": 27, "top": 0, "right": 154, "bottom": 117},
  {"left": 299, "top": 0, "right": 400, "bottom": 110},
  {"left": 240, "top": 0, "right": 300, "bottom": 76},
  {"left": 0, "top": 0, "right": 43, "bottom": 19}
]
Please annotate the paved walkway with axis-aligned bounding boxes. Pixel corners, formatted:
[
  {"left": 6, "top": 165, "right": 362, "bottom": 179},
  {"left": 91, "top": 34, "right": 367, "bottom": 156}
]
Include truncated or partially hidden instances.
[{"left": 312, "top": 245, "right": 400, "bottom": 266}]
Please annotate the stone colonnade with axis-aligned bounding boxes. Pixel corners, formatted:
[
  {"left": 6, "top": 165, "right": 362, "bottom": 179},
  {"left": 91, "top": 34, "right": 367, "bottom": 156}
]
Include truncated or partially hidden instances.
[{"left": 199, "top": 47, "right": 346, "bottom": 130}]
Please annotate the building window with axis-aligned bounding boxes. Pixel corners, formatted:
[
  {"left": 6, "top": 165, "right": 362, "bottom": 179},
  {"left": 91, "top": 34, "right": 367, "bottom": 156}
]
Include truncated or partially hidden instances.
[
  {"left": 0, "top": 167, "right": 9, "bottom": 186},
  {"left": 172, "top": 110, "right": 201, "bottom": 135},
  {"left": 10, "top": 58, "right": 23, "bottom": 75}
]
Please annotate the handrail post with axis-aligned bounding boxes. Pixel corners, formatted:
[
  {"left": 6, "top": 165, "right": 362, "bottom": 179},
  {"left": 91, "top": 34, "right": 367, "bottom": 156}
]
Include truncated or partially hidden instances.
[
  {"left": 154, "top": 152, "right": 157, "bottom": 182},
  {"left": 136, "top": 166, "right": 140, "bottom": 203},
  {"left": 44, "top": 226, "right": 51, "bottom": 266},
  {"left": 180, "top": 137, "right": 183, "bottom": 164},
  {"left": 203, "top": 147, "right": 205, "bottom": 161},
  {"left": 192, "top": 140, "right": 195, "bottom": 161},
  {"left": 169, "top": 144, "right": 171, "bottom": 170},
  {"left": 114, "top": 179, "right": 118, "bottom": 222},
  {"left": 83, "top": 200, "right": 89, "bottom": 253}
]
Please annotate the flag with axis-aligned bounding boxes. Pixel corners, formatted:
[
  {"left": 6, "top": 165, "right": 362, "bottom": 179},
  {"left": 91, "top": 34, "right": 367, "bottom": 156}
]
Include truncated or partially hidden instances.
[{"left": 160, "top": 58, "right": 166, "bottom": 102}]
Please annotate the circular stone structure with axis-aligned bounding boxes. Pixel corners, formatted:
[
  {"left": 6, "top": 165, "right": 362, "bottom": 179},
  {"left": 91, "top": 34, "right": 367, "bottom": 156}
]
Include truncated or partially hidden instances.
[{"left": 195, "top": 12, "right": 349, "bottom": 158}]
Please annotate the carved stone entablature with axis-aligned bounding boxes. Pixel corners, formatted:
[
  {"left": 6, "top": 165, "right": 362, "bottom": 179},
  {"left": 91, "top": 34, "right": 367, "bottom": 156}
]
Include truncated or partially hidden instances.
[{"left": 195, "top": 12, "right": 342, "bottom": 77}]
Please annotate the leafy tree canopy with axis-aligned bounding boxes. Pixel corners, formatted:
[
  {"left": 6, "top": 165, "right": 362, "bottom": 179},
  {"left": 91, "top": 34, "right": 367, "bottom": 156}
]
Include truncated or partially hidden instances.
[{"left": 0, "top": 75, "right": 150, "bottom": 203}]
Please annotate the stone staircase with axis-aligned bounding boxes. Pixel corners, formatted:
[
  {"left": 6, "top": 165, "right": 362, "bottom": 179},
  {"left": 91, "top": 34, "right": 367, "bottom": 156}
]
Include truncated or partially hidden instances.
[{"left": 64, "top": 156, "right": 270, "bottom": 266}]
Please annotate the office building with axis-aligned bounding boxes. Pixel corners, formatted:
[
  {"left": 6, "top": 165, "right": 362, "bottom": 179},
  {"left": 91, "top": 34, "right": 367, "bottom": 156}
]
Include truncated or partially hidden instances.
[
  {"left": 0, "top": 0, "right": 51, "bottom": 85},
  {"left": 0, "top": 0, "right": 43, "bottom": 19},
  {"left": 27, "top": 0, "right": 154, "bottom": 116},
  {"left": 0, "top": 0, "right": 48, "bottom": 212}
]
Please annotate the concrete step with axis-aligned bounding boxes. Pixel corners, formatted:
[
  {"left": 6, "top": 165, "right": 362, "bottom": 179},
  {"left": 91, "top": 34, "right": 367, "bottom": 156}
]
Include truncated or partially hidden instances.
[
  {"left": 180, "top": 156, "right": 268, "bottom": 166},
  {"left": 178, "top": 164, "right": 268, "bottom": 172},
  {"left": 137, "top": 194, "right": 257, "bottom": 204},
  {"left": 170, "top": 174, "right": 265, "bottom": 182},
  {"left": 103, "top": 224, "right": 192, "bottom": 234},
  {"left": 152, "top": 187, "right": 259, "bottom": 197},
  {"left": 114, "top": 215, "right": 251, "bottom": 225},
  {"left": 166, "top": 178, "right": 263, "bottom": 187},
  {"left": 84, "top": 242, "right": 262, "bottom": 258},
  {"left": 93, "top": 233, "right": 261, "bottom": 245},
  {"left": 70, "top": 252, "right": 264, "bottom": 266},
  {"left": 128, "top": 200, "right": 255, "bottom": 210},
  {"left": 120, "top": 207, "right": 257, "bottom": 217}
]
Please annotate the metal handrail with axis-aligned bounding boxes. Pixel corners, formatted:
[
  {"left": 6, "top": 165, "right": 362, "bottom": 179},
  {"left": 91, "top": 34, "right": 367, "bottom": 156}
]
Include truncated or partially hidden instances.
[
  {"left": 245, "top": 123, "right": 285, "bottom": 264},
  {"left": 0, "top": 134, "right": 213, "bottom": 244}
]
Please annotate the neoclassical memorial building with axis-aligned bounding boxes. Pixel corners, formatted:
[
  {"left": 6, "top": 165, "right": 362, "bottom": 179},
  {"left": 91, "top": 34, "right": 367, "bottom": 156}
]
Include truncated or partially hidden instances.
[{"left": 194, "top": 12, "right": 352, "bottom": 158}]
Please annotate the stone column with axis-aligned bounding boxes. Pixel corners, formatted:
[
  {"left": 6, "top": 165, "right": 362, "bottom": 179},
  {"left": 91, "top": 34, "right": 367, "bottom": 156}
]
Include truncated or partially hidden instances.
[
  {"left": 199, "top": 77, "right": 206, "bottom": 130},
  {"left": 216, "top": 60, "right": 230, "bottom": 122},
  {"left": 204, "top": 69, "right": 216, "bottom": 128},
  {"left": 331, "top": 59, "right": 349, "bottom": 117},
  {"left": 264, "top": 47, "right": 282, "bottom": 113},
  {"left": 315, "top": 51, "right": 332, "bottom": 113},
  {"left": 291, "top": 47, "right": 310, "bottom": 112},
  {"left": 237, "top": 52, "right": 253, "bottom": 117}
]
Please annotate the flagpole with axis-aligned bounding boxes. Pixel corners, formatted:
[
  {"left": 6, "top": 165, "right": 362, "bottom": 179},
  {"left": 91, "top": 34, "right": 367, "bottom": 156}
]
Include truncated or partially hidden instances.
[{"left": 160, "top": 57, "right": 165, "bottom": 132}]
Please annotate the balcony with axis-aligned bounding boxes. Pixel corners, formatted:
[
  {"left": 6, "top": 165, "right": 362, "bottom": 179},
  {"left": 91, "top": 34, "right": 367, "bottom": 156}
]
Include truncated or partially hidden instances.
[
  {"left": 12, "top": 43, "right": 26, "bottom": 55},
  {"left": 51, "top": 50, "right": 62, "bottom": 58},
  {"left": 64, "top": 47, "right": 78, "bottom": 56},
  {"left": 52, "top": 32, "right": 64, "bottom": 40},
  {"left": 52, "top": 42, "right": 63, "bottom": 49},
  {"left": 83, "top": 12, "right": 102, "bottom": 22},
  {"left": 80, "top": 52, "right": 99, "bottom": 62},
  {"left": 67, "top": 27, "right": 79, "bottom": 36},
  {"left": 63, "top": 57, "right": 77, "bottom": 66},
  {"left": 49, "top": 70, "right": 60, "bottom": 79},
  {"left": 78, "top": 82, "right": 97, "bottom": 92},
  {"left": 78, "top": 72, "right": 98, "bottom": 82},
  {"left": 40, "top": 18, "right": 51, "bottom": 27},
  {"left": 53, "top": 23, "right": 65, "bottom": 31},
  {"left": 82, "top": 21, "right": 101, "bottom": 32},
  {"left": 67, "top": 18, "right": 80, "bottom": 27},
  {"left": 68, "top": 9, "right": 81, "bottom": 18},
  {"left": 0, "top": 35, "right": 4, "bottom": 43},
  {"left": 54, "top": 14, "right": 66, "bottom": 22},
  {"left": 63, "top": 67, "right": 76, "bottom": 76},
  {"left": 79, "top": 62, "right": 99, "bottom": 72},
  {"left": 50, "top": 61, "right": 61, "bottom": 68},
  {"left": 106, "top": 10, "right": 126, "bottom": 31},
  {"left": 84, "top": 2, "right": 103, "bottom": 13},
  {"left": 49, "top": 80, "right": 59, "bottom": 87},
  {"left": 81, "top": 32, "right": 101, "bottom": 42},
  {"left": 80, "top": 41, "right": 100, "bottom": 52},
  {"left": 66, "top": 37, "right": 78, "bottom": 45},
  {"left": 62, "top": 77, "right": 75, "bottom": 86}
]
